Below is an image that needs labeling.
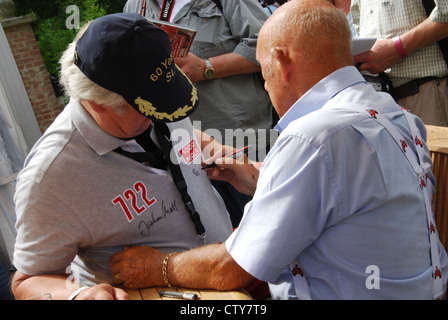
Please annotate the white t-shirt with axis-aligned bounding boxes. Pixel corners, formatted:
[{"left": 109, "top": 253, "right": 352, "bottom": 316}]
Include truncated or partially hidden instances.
[{"left": 13, "top": 99, "right": 232, "bottom": 286}]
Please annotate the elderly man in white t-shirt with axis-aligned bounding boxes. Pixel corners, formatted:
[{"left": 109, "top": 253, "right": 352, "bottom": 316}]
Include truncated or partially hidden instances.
[{"left": 11, "top": 13, "right": 233, "bottom": 300}]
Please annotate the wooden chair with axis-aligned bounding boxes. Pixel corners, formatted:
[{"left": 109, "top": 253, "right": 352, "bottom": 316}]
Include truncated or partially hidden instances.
[{"left": 426, "top": 125, "right": 448, "bottom": 252}]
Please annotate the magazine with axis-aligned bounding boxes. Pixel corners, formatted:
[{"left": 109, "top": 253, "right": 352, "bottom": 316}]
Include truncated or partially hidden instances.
[
  {"left": 149, "top": 19, "right": 197, "bottom": 57},
  {"left": 351, "top": 38, "right": 376, "bottom": 56}
]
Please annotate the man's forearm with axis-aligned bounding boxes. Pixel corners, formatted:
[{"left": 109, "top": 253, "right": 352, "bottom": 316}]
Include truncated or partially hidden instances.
[
  {"left": 400, "top": 18, "right": 448, "bottom": 55},
  {"left": 208, "top": 52, "right": 261, "bottom": 80},
  {"left": 12, "top": 270, "right": 129, "bottom": 300},
  {"left": 167, "top": 243, "right": 253, "bottom": 291},
  {"left": 12, "top": 271, "right": 77, "bottom": 300},
  {"left": 109, "top": 243, "right": 253, "bottom": 290}
]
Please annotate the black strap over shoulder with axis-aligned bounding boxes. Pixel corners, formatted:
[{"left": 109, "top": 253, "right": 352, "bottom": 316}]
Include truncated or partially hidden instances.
[
  {"left": 154, "top": 123, "right": 207, "bottom": 240},
  {"left": 422, "top": 0, "right": 448, "bottom": 68},
  {"left": 114, "top": 128, "right": 168, "bottom": 170},
  {"left": 211, "top": 0, "right": 223, "bottom": 12}
]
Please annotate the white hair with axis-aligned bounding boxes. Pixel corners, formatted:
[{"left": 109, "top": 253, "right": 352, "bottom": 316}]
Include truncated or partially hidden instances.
[{"left": 59, "top": 21, "right": 127, "bottom": 113}]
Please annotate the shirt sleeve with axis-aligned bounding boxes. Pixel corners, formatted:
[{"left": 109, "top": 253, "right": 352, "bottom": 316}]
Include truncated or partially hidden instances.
[
  {"left": 13, "top": 178, "right": 88, "bottom": 276},
  {"left": 123, "top": 0, "right": 141, "bottom": 14},
  {"left": 430, "top": 0, "right": 448, "bottom": 23},
  {"left": 221, "top": 0, "right": 269, "bottom": 65},
  {"left": 226, "top": 134, "right": 339, "bottom": 282}
]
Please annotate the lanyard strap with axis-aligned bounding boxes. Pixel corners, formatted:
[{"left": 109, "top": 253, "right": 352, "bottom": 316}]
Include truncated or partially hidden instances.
[
  {"left": 139, "top": 0, "right": 147, "bottom": 16},
  {"left": 154, "top": 123, "right": 207, "bottom": 243},
  {"left": 352, "top": 104, "right": 444, "bottom": 299},
  {"left": 114, "top": 128, "right": 168, "bottom": 170},
  {"left": 160, "top": 0, "right": 176, "bottom": 21}
]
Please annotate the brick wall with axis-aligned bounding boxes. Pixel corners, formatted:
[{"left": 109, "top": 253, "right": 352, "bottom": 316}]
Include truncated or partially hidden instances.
[{"left": 3, "top": 17, "right": 62, "bottom": 133}]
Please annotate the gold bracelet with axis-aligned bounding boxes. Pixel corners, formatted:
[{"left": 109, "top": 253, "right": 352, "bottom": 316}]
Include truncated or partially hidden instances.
[{"left": 162, "top": 252, "right": 177, "bottom": 287}]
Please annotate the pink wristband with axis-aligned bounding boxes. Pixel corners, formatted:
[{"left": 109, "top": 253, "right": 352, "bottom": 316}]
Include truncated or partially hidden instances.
[{"left": 393, "top": 36, "right": 407, "bottom": 59}]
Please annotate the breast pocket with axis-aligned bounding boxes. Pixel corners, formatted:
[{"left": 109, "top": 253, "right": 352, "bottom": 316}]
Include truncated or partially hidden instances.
[{"left": 188, "top": 7, "right": 224, "bottom": 56}]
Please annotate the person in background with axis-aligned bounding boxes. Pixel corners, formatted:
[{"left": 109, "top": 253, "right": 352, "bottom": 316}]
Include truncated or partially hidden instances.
[
  {"left": 11, "top": 13, "right": 233, "bottom": 300},
  {"left": 351, "top": 0, "right": 448, "bottom": 126},
  {"left": 109, "top": 0, "right": 448, "bottom": 300},
  {"left": 124, "top": 0, "right": 276, "bottom": 227},
  {"left": 262, "top": 0, "right": 287, "bottom": 15}
]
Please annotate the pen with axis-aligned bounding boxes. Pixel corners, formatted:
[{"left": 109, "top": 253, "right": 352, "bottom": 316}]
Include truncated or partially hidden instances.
[
  {"left": 158, "top": 290, "right": 198, "bottom": 300},
  {"left": 201, "top": 145, "right": 251, "bottom": 170}
]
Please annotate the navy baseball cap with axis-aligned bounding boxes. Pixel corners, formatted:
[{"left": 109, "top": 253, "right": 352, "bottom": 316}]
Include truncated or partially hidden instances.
[{"left": 73, "top": 13, "right": 198, "bottom": 123}]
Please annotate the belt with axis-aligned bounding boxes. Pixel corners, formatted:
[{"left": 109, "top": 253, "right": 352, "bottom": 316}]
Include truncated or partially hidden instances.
[{"left": 389, "top": 76, "right": 446, "bottom": 101}]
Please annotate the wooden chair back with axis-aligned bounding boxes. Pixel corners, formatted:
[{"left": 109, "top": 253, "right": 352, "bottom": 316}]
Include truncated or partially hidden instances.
[{"left": 426, "top": 125, "right": 448, "bottom": 251}]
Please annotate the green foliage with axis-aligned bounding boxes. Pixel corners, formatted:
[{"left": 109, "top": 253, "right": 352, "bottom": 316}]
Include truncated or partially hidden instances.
[
  {"left": 13, "top": 0, "right": 127, "bottom": 76},
  {"left": 33, "top": 19, "right": 77, "bottom": 76}
]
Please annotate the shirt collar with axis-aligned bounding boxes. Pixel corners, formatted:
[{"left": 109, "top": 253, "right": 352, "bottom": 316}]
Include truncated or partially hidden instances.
[
  {"left": 275, "top": 66, "right": 365, "bottom": 133},
  {"left": 70, "top": 99, "right": 125, "bottom": 156}
]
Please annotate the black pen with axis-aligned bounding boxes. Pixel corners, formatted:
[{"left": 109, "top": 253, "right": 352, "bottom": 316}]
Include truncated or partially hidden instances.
[
  {"left": 201, "top": 145, "right": 251, "bottom": 170},
  {"left": 158, "top": 290, "right": 198, "bottom": 300}
]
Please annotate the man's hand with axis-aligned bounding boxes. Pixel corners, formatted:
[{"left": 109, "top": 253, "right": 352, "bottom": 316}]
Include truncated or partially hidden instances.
[
  {"left": 204, "top": 156, "right": 261, "bottom": 197},
  {"left": 354, "top": 38, "right": 400, "bottom": 74},
  {"left": 109, "top": 246, "right": 166, "bottom": 289},
  {"left": 354, "top": 18, "right": 448, "bottom": 75},
  {"left": 196, "top": 129, "right": 261, "bottom": 196},
  {"left": 110, "top": 244, "right": 253, "bottom": 291},
  {"left": 75, "top": 283, "right": 130, "bottom": 300},
  {"left": 175, "top": 53, "right": 206, "bottom": 83}
]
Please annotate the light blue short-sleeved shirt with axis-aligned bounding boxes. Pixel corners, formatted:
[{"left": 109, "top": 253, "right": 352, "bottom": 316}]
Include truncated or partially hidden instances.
[{"left": 226, "top": 66, "right": 448, "bottom": 299}]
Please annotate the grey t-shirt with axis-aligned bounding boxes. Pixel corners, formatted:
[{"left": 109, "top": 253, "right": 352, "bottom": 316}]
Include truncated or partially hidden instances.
[{"left": 13, "top": 99, "right": 232, "bottom": 286}]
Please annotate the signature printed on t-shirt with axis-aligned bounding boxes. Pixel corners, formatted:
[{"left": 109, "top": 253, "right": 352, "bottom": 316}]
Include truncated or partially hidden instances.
[{"left": 138, "top": 200, "right": 179, "bottom": 237}]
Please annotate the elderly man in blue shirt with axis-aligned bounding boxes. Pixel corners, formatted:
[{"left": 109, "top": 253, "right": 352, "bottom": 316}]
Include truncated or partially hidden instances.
[{"left": 110, "top": 0, "right": 448, "bottom": 299}]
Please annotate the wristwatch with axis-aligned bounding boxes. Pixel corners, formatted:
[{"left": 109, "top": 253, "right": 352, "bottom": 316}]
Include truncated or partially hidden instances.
[{"left": 204, "top": 59, "right": 215, "bottom": 80}]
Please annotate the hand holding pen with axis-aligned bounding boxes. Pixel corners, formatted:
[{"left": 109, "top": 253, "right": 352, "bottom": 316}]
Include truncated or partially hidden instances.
[
  {"left": 201, "top": 145, "right": 251, "bottom": 170},
  {"left": 202, "top": 144, "right": 261, "bottom": 196}
]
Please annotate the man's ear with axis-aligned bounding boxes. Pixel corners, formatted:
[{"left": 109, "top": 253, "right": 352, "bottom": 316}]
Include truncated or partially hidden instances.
[{"left": 272, "top": 46, "right": 292, "bottom": 82}]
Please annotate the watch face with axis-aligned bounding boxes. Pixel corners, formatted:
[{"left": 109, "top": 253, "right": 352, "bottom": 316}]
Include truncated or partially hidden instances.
[{"left": 205, "top": 68, "right": 215, "bottom": 79}]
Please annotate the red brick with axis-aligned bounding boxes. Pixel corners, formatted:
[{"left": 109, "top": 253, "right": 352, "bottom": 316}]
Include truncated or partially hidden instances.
[{"left": 4, "top": 22, "right": 61, "bottom": 133}]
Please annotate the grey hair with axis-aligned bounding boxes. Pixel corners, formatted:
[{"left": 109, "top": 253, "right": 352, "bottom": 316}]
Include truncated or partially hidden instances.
[{"left": 59, "top": 21, "right": 127, "bottom": 113}]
